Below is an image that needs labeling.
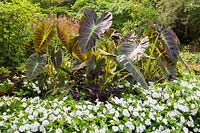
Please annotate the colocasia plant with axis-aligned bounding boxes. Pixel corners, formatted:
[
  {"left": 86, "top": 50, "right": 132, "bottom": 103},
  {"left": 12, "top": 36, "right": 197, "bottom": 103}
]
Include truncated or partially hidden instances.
[
  {"left": 26, "top": 9, "right": 189, "bottom": 101},
  {"left": 141, "top": 20, "right": 190, "bottom": 81},
  {"left": 25, "top": 9, "right": 151, "bottom": 101}
]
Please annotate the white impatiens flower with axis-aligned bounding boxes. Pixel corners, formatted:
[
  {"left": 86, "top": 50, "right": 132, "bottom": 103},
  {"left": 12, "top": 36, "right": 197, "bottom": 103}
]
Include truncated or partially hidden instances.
[
  {"left": 48, "top": 114, "right": 56, "bottom": 121},
  {"left": 196, "top": 91, "right": 200, "bottom": 97},
  {"left": 190, "top": 104, "right": 196, "bottom": 109},
  {"left": 119, "top": 124, "right": 124, "bottom": 130},
  {"left": 183, "top": 127, "right": 189, "bottom": 133},
  {"left": 0, "top": 121, "right": 4, "bottom": 126},
  {"left": 174, "top": 103, "right": 189, "bottom": 112},
  {"left": 33, "top": 111, "right": 39, "bottom": 117},
  {"left": 128, "top": 106, "right": 134, "bottom": 112},
  {"left": 112, "top": 126, "right": 119, "bottom": 132},
  {"left": 132, "top": 111, "right": 139, "bottom": 117},
  {"left": 30, "top": 122, "right": 40, "bottom": 132},
  {"left": 87, "top": 105, "right": 93, "bottom": 110},
  {"left": 99, "top": 127, "right": 107, "bottom": 133},
  {"left": 88, "top": 113, "right": 94, "bottom": 119},
  {"left": 136, "top": 124, "right": 146, "bottom": 133},
  {"left": 163, "top": 93, "right": 169, "bottom": 100},
  {"left": 28, "top": 115, "right": 34, "bottom": 120},
  {"left": 149, "top": 112, "right": 155, "bottom": 120},
  {"left": 180, "top": 116, "right": 186, "bottom": 124},
  {"left": 105, "top": 103, "right": 113, "bottom": 110},
  {"left": 0, "top": 102, "right": 3, "bottom": 107},
  {"left": 191, "top": 109, "right": 198, "bottom": 116},
  {"left": 111, "top": 97, "right": 126, "bottom": 107},
  {"left": 162, "top": 118, "right": 168, "bottom": 125},
  {"left": 125, "top": 121, "right": 135, "bottom": 130},
  {"left": 125, "top": 81, "right": 130, "bottom": 87},
  {"left": 122, "top": 109, "right": 130, "bottom": 117},
  {"left": 22, "top": 102, "right": 27, "bottom": 108},
  {"left": 42, "top": 120, "right": 49, "bottom": 126},
  {"left": 187, "top": 116, "right": 194, "bottom": 127},
  {"left": 145, "top": 119, "right": 151, "bottom": 126},
  {"left": 114, "top": 111, "right": 120, "bottom": 118},
  {"left": 152, "top": 92, "right": 161, "bottom": 99},
  {"left": 56, "top": 128, "right": 62, "bottom": 133},
  {"left": 109, "top": 108, "right": 116, "bottom": 114},
  {"left": 19, "top": 125, "right": 26, "bottom": 132},
  {"left": 25, "top": 106, "right": 33, "bottom": 114}
]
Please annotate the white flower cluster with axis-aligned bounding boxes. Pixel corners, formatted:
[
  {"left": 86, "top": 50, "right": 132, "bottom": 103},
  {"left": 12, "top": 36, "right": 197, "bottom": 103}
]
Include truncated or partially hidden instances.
[{"left": 0, "top": 74, "right": 200, "bottom": 132}]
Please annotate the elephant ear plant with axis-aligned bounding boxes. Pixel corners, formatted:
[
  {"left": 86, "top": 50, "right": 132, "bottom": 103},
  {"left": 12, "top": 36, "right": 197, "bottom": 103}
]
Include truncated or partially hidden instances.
[
  {"left": 26, "top": 8, "right": 152, "bottom": 101},
  {"left": 142, "top": 21, "right": 190, "bottom": 81},
  {"left": 116, "top": 32, "right": 149, "bottom": 89},
  {"left": 26, "top": 15, "right": 80, "bottom": 95}
]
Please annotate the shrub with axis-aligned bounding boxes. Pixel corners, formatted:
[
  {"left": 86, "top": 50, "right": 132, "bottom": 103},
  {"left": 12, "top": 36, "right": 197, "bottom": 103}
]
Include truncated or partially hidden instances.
[
  {"left": 70, "top": 0, "right": 158, "bottom": 33},
  {"left": 0, "top": 0, "right": 42, "bottom": 68},
  {"left": 30, "top": 0, "right": 76, "bottom": 15},
  {"left": 157, "top": 0, "right": 200, "bottom": 45}
]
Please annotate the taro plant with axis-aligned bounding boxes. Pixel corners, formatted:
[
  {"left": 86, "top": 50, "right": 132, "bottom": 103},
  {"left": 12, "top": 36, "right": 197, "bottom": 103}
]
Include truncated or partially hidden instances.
[
  {"left": 25, "top": 15, "right": 79, "bottom": 96},
  {"left": 140, "top": 21, "right": 190, "bottom": 81},
  {"left": 26, "top": 8, "right": 151, "bottom": 100}
]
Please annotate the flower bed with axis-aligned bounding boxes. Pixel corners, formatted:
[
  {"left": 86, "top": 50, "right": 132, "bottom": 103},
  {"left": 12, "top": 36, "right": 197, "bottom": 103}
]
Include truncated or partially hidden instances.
[{"left": 0, "top": 73, "right": 200, "bottom": 133}]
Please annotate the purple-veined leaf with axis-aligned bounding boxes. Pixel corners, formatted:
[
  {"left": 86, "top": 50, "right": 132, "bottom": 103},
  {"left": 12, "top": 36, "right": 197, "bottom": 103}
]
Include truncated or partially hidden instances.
[
  {"left": 79, "top": 8, "right": 112, "bottom": 53},
  {"left": 161, "top": 28, "right": 179, "bottom": 63},
  {"left": 120, "top": 36, "right": 149, "bottom": 62},
  {"left": 119, "top": 31, "right": 136, "bottom": 45}
]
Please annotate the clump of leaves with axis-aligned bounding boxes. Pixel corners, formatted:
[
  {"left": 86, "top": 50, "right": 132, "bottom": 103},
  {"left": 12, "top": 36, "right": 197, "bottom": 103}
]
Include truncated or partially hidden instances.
[
  {"left": 142, "top": 20, "right": 190, "bottom": 81},
  {"left": 25, "top": 8, "right": 152, "bottom": 101}
]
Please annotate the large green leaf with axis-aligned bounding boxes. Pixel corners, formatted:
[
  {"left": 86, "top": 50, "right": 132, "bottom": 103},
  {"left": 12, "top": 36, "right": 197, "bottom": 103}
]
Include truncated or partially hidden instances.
[
  {"left": 116, "top": 55, "right": 148, "bottom": 89},
  {"left": 79, "top": 8, "right": 112, "bottom": 53},
  {"left": 26, "top": 53, "right": 47, "bottom": 80},
  {"left": 119, "top": 36, "right": 149, "bottom": 62},
  {"left": 161, "top": 28, "right": 179, "bottom": 63}
]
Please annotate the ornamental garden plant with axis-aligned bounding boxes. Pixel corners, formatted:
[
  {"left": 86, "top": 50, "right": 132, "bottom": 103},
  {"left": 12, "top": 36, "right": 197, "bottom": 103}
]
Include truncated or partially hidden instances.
[{"left": 0, "top": 0, "right": 200, "bottom": 132}]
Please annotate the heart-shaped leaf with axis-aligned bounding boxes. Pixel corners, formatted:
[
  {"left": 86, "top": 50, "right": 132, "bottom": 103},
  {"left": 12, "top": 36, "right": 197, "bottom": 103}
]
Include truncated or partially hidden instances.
[
  {"left": 161, "top": 28, "right": 179, "bottom": 63},
  {"left": 120, "top": 36, "right": 149, "bottom": 62},
  {"left": 26, "top": 53, "right": 47, "bottom": 80},
  {"left": 33, "top": 19, "right": 56, "bottom": 52},
  {"left": 79, "top": 8, "right": 112, "bottom": 53}
]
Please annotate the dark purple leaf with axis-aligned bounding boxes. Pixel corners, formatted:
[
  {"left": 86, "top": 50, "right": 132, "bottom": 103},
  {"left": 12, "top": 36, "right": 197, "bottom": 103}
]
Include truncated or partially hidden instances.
[{"left": 79, "top": 8, "right": 112, "bottom": 53}]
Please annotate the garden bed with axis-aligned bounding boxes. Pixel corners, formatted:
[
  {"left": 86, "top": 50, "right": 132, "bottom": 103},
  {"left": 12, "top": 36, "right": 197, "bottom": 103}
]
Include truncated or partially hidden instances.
[{"left": 1, "top": 73, "right": 200, "bottom": 132}]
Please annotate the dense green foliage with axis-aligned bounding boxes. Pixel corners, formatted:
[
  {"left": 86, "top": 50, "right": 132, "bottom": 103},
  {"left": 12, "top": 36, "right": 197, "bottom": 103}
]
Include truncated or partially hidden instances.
[
  {"left": 157, "top": 0, "right": 200, "bottom": 45},
  {"left": 30, "top": 0, "right": 76, "bottom": 14},
  {"left": 70, "top": 0, "right": 158, "bottom": 33},
  {"left": 0, "top": 0, "right": 42, "bottom": 68}
]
